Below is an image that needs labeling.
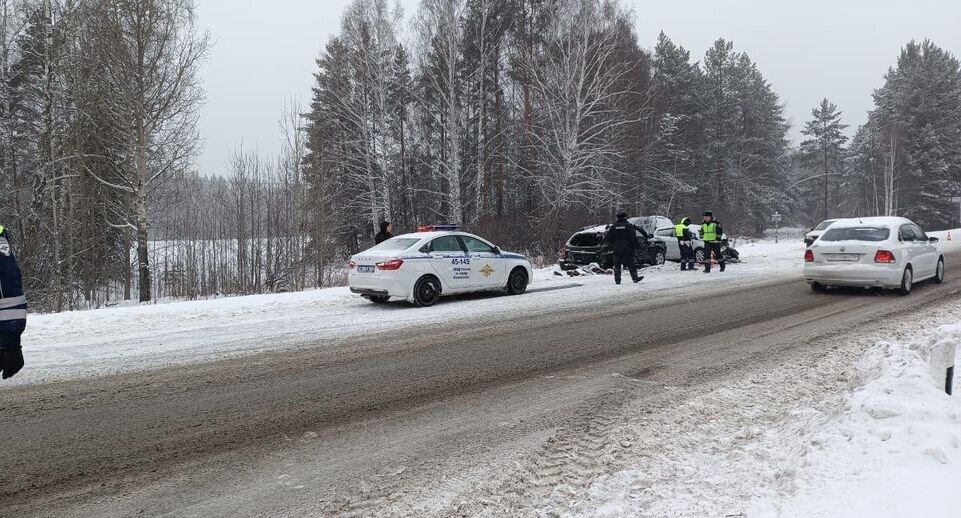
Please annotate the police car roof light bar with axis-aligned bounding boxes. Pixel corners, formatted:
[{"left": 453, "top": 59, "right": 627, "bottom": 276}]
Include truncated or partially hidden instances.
[{"left": 417, "top": 224, "right": 461, "bottom": 232}]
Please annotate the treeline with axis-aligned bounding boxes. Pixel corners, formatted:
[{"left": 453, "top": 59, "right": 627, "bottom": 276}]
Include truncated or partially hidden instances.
[
  {"left": 0, "top": 0, "right": 209, "bottom": 310},
  {"left": 793, "top": 40, "right": 961, "bottom": 229},
  {"left": 304, "top": 0, "right": 792, "bottom": 259},
  {"left": 2, "top": 0, "right": 960, "bottom": 312}
]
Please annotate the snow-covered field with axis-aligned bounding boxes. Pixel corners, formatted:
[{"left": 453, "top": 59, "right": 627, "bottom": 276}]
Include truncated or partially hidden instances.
[{"left": 13, "top": 238, "right": 808, "bottom": 385}]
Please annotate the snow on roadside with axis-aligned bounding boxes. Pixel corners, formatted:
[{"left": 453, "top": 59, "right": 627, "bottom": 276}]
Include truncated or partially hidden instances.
[
  {"left": 9, "top": 239, "right": 808, "bottom": 386},
  {"left": 553, "top": 297, "right": 961, "bottom": 518},
  {"left": 750, "top": 323, "right": 961, "bottom": 518}
]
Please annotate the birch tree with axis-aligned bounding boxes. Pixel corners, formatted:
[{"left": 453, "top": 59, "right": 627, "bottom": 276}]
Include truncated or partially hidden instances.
[
  {"left": 341, "top": 0, "right": 402, "bottom": 234},
  {"left": 521, "top": 0, "right": 633, "bottom": 234},
  {"left": 413, "top": 0, "right": 466, "bottom": 223},
  {"left": 82, "top": 0, "right": 209, "bottom": 302},
  {"left": 461, "top": 0, "right": 511, "bottom": 221}
]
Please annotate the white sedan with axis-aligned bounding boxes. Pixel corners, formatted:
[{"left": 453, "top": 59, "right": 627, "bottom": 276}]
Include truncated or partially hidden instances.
[
  {"left": 651, "top": 225, "right": 706, "bottom": 263},
  {"left": 348, "top": 228, "right": 534, "bottom": 307},
  {"left": 804, "top": 217, "right": 945, "bottom": 295}
]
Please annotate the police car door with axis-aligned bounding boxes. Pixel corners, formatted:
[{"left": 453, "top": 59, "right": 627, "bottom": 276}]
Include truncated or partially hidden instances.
[
  {"left": 428, "top": 235, "right": 471, "bottom": 291},
  {"left": 461, "top": 235, "right": 506, "bottom": 288}
]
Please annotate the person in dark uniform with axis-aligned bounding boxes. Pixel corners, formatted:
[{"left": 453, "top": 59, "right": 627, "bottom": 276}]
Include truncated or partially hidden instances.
[
  {"left": 374, "top": 221, "right": 393, "bottom": 244},
  {"left": 700, "top": 211, "right": 725, "bottom": 273},
  {"left": 0, "top": 224, "right": 26, "bottom": 379},
  {"left": 674, "top": 217, "right": 695, "bottom": 271},
  {"left": 605, "top": 212, "right": 644, "bottom": 285}
]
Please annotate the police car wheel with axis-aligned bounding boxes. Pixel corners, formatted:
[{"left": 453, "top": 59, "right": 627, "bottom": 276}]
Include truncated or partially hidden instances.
[
  {"left": 934, "top": 257, "right": 945, "bottom": 284},
  {"left": 694, "top": 248, "right": 705, "bottom": 264},
  {"left": 413, "top": 276, "right": 441, "bottom": 307},
  {"left": 507, "top": 268, "right": 528, "bottom": 295},
  {"left": 369, "top": 295, "right": 390, "bottom": 304}
]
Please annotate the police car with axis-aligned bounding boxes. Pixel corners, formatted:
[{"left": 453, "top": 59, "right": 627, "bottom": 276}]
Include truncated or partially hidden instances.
[{"left": 348, "top": 225, "right": 534, "bottom": 307}]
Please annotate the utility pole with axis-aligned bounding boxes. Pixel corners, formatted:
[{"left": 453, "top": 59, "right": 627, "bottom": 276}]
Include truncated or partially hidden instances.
[{"left": 772, "top": 212, "right": 782, "bottom": 244}]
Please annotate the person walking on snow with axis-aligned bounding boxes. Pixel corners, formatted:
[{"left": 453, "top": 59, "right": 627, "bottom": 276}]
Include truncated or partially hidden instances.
[
  {"left": 374, "top": 221, "right": 393, "bottom": 244},
  {"left": 0, "top": 225, "right": 26, "bottom": 379},
  {"left": 674, "top": 217, "right": 695, "bottom": 271},
  {"left": 605, "top": 212, "right": 645, "bottom": 285},
  {"left": 701, "top": 211, "right": 725, "bottom": 273}
]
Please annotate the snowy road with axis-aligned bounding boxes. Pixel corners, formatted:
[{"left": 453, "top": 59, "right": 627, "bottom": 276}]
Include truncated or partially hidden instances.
[
  {"left": 2, "top": 237, "right": 961, "bottom": 517},
  {"left": 13, "top": 239, "right": 805, "bottom": 385}
]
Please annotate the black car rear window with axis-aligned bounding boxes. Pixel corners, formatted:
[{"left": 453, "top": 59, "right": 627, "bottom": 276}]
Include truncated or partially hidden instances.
[
  {"left": 820, "top": 227, "right": 889, "bottom": 242},
  {"left": 570, "top": 233, "right": 605, "bottom": 247}
]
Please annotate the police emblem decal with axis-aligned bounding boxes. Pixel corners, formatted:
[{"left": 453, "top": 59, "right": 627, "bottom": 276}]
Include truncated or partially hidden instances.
[{"left": 480, "top": 264, "right": 495, "bottom": 277}]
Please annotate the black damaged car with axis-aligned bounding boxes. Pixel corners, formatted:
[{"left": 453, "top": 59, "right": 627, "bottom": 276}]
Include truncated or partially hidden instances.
[{"left": 558, "top": 220, "right": 667, "bottom": 271}]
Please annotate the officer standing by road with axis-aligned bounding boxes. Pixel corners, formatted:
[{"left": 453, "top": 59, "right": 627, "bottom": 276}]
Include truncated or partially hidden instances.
[
  {"left": 605, "top": 212, "right": 644, "bottom": 285},
  {"left": 700, "top": 211, "right": 725, "bottom": 273},
  {"left": 374, "top": 221, "right": 393, "bottom": 244},
  {"left": 0, "top": 224, "right": 26, "bottom": 379},
  {"left": 674, "top": 217, "right": 695, "bottom": 271}
]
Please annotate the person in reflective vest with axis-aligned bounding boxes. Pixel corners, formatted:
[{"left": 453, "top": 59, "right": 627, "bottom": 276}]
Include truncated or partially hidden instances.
[
  {"left": 674, "top": 217, "right": 695, "bottom": 271},
  {"left": 0, "top": 225, "right": 26, "bottom": 379},
  {"left": 700, "top": 211, "right": 725, "bottom": 273}
]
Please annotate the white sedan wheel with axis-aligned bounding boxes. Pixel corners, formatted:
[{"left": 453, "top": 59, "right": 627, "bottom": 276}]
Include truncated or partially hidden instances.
[{"left": 897, "top": 267, "right": 913, "bottom": 296}]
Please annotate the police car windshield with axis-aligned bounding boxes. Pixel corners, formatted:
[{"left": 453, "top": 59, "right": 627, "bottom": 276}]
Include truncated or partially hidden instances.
[
  {"left": 370, "top": 238, "right": 420, "bottom": 251},
  {"left": 820, "top": 227, "right": 889, "bottom": 242}
]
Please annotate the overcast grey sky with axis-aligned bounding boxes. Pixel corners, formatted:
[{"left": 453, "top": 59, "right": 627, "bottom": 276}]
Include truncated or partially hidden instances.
[{"left": 196, "top": 0, "right": 960, "bottom": 177}]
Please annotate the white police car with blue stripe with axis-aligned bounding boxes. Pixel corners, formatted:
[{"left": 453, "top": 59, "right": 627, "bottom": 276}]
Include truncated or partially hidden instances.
[{"left": 348, "top": 225, "right": 533, "bottom": 307}]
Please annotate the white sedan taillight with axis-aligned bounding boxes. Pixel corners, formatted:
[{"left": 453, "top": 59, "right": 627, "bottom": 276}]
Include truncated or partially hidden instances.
[{"left": 874, "top": 250, "right": 896, "bottom": 264}]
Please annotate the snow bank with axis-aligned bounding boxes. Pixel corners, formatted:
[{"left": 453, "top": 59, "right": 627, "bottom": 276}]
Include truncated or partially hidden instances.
[
  {"left": 8, "top": 239, "right": 805, "bottom": 386},
  {"left": 751, "top": 324, "right": 961, "bottom": 518},
  {"left": 545, "top": 298, "right": 961, "bottom": 518}
]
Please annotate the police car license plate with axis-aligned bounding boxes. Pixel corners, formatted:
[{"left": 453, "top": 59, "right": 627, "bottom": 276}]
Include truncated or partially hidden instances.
[
  {"left": 826, "top": 254, "right": 859, "bottom": 262},
  {"left": 358, "top": 265, "right": 375, "bottom": 273}
]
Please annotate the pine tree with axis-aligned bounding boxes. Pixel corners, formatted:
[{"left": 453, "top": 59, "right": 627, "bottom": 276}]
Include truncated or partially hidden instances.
[
  {"left": 848, "top": 40, "right": 961, "bottom": 227},
  {"left": 799, "top": 98, "right": 848, "bottom": 223},
  {"left": 647, "top": 32, "right": 704, "bottom": 215},
  {"left": 701, "top": 39, "right": 790, "bottom": 232}
]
